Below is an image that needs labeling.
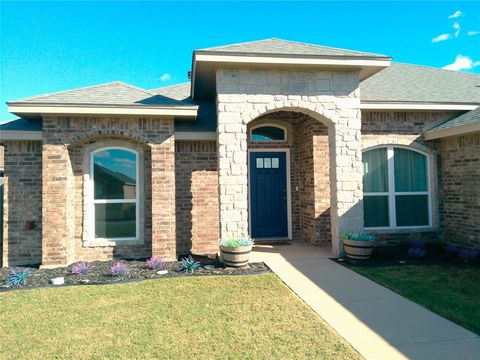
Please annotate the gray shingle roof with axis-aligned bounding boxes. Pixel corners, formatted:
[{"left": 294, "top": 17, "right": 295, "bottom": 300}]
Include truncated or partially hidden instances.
[
  {"left": 427, "top": 107, "right": 480, "bottom": 133},
  {"left": 360, "top": 63, "right": 480, "bottom": 104},
  {"left": 9, "top": 81, "right": 192, "bottom": 107},
  {"left": 150, "top": 84, "right": 216, "bottom": 131},
  {"left": 0, "top": 118, "right": 42, "bottom": 131},
  {"left": 197, "top": 38, "right": 388, "bottom": 58},
  {"left": 150, "top": 83, "right": 191, "bottom": 100}
]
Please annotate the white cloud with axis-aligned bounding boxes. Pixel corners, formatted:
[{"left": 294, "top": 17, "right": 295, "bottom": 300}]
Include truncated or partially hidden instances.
[
  {"left": 432, "top": 34, "right": 451, "bottom": 43},
  {"left": 442, "top": 55, "right": 480, "bottom": 71},
  {"left": 160, "top": 73, "right": 171, "bottom": 81},
  {"left": 453, "top": 22, "right": 461, "bottom": 38},
  {"left": 448, "top": 10, "right": 463, "bottom": 19},
  {"left": 467, "top": 31, "right": 479, "bottom": 36}
]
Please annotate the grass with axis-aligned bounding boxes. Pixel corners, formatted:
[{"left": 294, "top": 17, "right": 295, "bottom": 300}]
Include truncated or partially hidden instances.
[
  {"left": 351, "top": 264, "right": 480, "bottom": 334},
  {"left": 0, "top": 274, "right": 360, "bottom": 359}
]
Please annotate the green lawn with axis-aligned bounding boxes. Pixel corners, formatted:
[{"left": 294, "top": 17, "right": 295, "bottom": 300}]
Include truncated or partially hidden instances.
[
  {"left": 351, "top": 264, "right": 480, "bottom": 334},
  {"left": 0, "top": 274, "right": 360, "bottom": 359}
]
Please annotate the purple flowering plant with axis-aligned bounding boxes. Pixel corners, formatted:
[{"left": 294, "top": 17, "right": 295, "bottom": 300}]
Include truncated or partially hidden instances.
[
  {"left": 111, "top": 262, "right": 129, "bottom": 277},
  {"left": 408, "top": 241, "right": 427, "bottom": 259},
  {"left": 146, "top": 257, "right": 165, "bottom": 270},
  {"left": 458, "top": 248, "right": 479, "bottom": 262},
  {"left": 71, "top": 262, "right": 94, "bottom": 278}
]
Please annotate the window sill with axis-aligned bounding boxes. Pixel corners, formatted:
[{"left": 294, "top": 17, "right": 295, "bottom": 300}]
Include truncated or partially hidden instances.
[
  {"left": 363, "top": 227, "right": 439, "bottom": 235},
  {"left": 83, "top": 239, "right": 142, "bottom": 247}
]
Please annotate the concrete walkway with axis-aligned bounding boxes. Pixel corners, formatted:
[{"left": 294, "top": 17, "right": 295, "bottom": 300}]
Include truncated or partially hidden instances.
[{"left": 250, "top": 242, "right": 480, "bottom": 360}]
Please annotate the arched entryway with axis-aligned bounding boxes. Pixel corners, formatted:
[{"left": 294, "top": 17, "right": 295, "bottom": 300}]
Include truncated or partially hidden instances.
[
  {"left": 216, "top": 68, "right": 365, "bottom": 256},
  {"left": 246, "top": 111, "right": 331, "bottom": 247}
]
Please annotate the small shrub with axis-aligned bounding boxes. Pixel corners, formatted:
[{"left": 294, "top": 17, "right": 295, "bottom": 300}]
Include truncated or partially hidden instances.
[
  {"left": 342, "top": 232, "right": 375, "bottom": 242},
  {"left": 146, "top": 257, "right": 165, "bottom": 270},
  {"left": 111, "top": 262, "right": 129, "bottom": 277},
  {"left": 179, "top": 256, "right": 200, "bottom": 274},
  {"left": 219, "top": 237, "right": 254, "bottom": 247},
  {"left": 71, "top": 262, "right": 94, "bottom": 278},
  {"left": 445, "top": 243, "right": 459, "bottom": 256},
  {"left": 408, "top": 242, "right": 427, "bottom": 259},
  {"left": 458, "top": 248, "right": 479, "bottom": 262},
  {"left": 7, "top": 268, "right": 30, "bottom": 287}
]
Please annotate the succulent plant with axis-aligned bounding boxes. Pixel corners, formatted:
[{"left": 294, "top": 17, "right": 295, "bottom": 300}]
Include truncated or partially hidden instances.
[
  {"left": 179, "top": 256, "right": 200, "bottom": 274},
  {"left": 7, "top": 268, "right": 30, "bottom": 287},
  {"left": 219, "top": 237, "right": 254, "bottom": 247},
  {"left": 342, "top": 232, "right": 376, "bottom": 242}
]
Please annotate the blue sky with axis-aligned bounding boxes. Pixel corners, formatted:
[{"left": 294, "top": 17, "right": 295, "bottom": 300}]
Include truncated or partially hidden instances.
[{"left": 1, "top": 1, "right": 479, "bottom": 121}]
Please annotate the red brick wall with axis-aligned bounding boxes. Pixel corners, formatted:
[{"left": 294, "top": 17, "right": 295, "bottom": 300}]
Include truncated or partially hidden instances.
[
  {"left": 361, "top": 111, "right": 459, "bottom": 137},
  {"left": 41, "top": 116, "right": 176, "bottom": 266},
  {"left": 440, "top": 133, "right": 480, "bottom": 248},
  {"left": 1, "top": 141, "right": 42, "bottom": 266},
  {"left": 175, "top": 141, "right": 219, "bottom": 255}
]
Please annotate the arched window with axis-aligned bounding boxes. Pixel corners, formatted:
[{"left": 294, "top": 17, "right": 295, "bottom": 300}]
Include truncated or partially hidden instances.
[
  {"left": 363, "top": 146, "right": 431, "bottom": 229},
  {"left": 90, "top": 147, "right": 139, "bottom": 240},
  {"left": 250, "top": 125, "right": 287, "bottom": 142}
]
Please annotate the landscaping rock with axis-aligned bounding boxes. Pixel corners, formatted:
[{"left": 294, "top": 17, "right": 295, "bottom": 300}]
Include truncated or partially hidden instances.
[{"left": 0, "top": 255, "right": 270, "bottom": 291}]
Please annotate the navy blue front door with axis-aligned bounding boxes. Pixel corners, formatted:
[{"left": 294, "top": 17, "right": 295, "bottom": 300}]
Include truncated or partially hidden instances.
[{"left": 249, "top": 151, "right": 288, "bottom": 238}]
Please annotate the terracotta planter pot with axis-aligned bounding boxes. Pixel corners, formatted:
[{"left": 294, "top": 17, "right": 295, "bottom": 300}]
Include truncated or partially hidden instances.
[
  {"left": 343, "top": 239, "right": 375, "bottom": 260},
  {"left": 220, "top": 245, "right": 252, "bottom": 268}
]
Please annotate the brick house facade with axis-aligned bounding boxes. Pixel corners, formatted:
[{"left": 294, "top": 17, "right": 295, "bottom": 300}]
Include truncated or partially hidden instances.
[{"left": 1, "top": 39, "right": 479, "bottom": 267}]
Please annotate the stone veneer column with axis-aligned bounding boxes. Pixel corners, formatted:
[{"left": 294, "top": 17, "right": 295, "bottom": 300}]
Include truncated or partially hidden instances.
[
  {"left": 151, "top": 131, "right": 177, "bottom": 260},
  {"left": 329, "top": 104, "right": 364, "bottom": 255},
  {"left": 216, "top": 104, "right": 249, "bottom": 240},
  {"left": 42, "top": 143, "right": 75, "bottom": 267},
  {"left": 216, "top": 69, "right": 364, "bottom": 255}
]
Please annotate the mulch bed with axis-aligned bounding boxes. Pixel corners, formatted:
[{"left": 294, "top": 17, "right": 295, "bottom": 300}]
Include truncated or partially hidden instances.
[
  {"left": 0, "top": 254, "right": 270, "bottom": 292},
  {"left": 332, "top": 243, "right": 480, "bottom": 269}
]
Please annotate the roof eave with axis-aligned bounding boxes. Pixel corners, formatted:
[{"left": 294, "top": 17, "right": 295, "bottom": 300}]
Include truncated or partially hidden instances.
[
  {"left": 192, "top": 51, "right": 391, "bottom": 100},
  {"left": 8, "top": 103, "right": 198, "bottom": 118},
  {"left": 424, "top": 122, "right": 480, "bottom": 140},
  {"left": 360, "top": 102, "right": 479, "bottom": 111}
]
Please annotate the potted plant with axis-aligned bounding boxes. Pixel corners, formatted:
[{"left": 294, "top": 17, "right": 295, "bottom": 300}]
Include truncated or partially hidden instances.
[
  {"left": 342, "top": 232, "right": 376, "bottom": 260},
  {"left": 219, "top": 237, "right": 254, "bottom": 268}
]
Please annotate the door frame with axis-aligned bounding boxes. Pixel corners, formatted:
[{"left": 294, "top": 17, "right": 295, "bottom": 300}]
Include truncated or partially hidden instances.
[{"left": 247, "top": 148, "right": 292, "bottom": 240}]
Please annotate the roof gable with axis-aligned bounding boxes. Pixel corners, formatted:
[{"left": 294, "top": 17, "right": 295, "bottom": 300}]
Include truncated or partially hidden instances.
[{"left": 198, "top": 38, "right": 387, "bottom": 58}]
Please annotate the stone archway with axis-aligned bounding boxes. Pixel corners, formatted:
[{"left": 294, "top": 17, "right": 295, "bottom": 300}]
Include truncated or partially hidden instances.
[{"left": 216, "top": 68, "right": 364, "bottom": 256}]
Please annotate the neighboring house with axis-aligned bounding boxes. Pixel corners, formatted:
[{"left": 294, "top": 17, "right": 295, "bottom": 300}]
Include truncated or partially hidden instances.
[{"left": 1, "top": 38, "right": 479, "bottom": 268}]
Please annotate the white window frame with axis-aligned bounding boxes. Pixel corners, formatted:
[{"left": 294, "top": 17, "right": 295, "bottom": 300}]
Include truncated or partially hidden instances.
[
  {"left": 89, "top": 146, "right": 140, "bottom": 242},
  {"left": 250, "top": 123, "right": 287, "bottom": 143},
  {"left": 363, "top": 145, "right": 432, "bottom": 230}
]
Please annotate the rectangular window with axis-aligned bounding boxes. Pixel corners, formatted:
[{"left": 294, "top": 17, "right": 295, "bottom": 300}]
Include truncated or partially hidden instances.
[
  {"left": 363, "top": 148, "right": 388, "bottom": 193},
  {"left": 264, "top": 158, "right": 272, "bottom": 168},
  {"left": 256, "top": 158, "right": 264, "bottom": 168},
  {"left": 395, "top": 195, "right": 429, "bottom": 226},
  {"left": 364, "top": 196, "right": 389, "bottom": 227},
  {"left": 91, "top": 148, "right": 138, "bottom": 240},
  {"left": 95, "top": 203, "right": 136, "bottom": 238}
]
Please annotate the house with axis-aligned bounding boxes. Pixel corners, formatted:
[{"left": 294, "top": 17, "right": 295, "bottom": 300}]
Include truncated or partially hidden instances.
[{"left": 1, "top": 38, "right": 479, "bottom": 268}]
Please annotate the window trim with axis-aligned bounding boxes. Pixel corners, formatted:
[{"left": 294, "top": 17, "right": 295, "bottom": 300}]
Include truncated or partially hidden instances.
[
  {"left": 363, "top": 145, "right": 432, "bottom": 230},
  {"left": 250, "top": 124, "right": 287, "bottom": 143},
  {"left": 84, "top": 144, "right": 144, "bottom": 246}
]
